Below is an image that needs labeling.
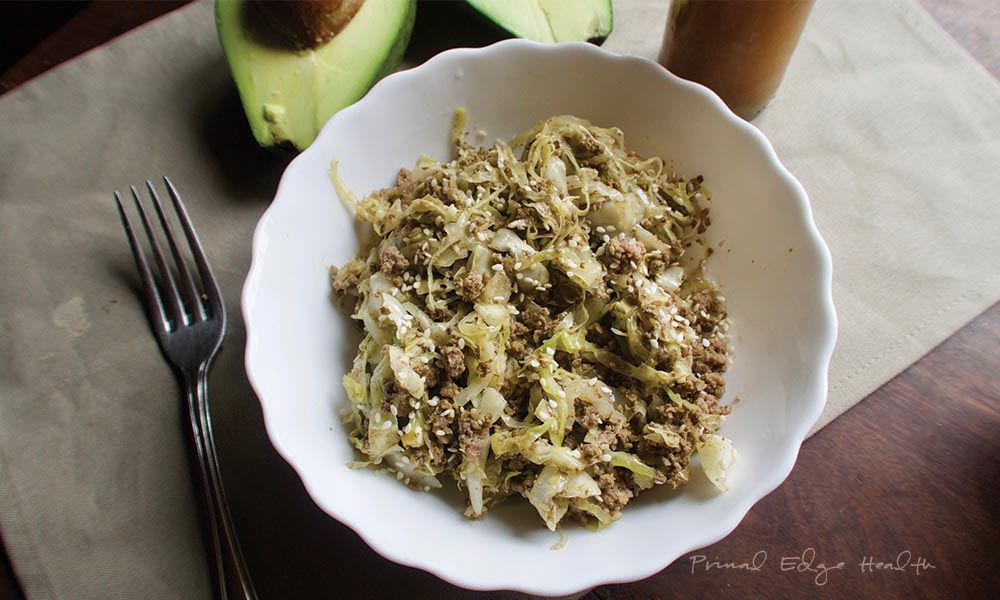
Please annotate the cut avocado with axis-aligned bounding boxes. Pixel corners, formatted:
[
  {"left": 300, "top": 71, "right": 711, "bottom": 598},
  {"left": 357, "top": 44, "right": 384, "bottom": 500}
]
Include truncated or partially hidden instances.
[
  {"left": 216, "top": 0, "right": 415, "bottom": 150},
  {"left": 465, "top": 0, "right": 613, "bottom": 44}
]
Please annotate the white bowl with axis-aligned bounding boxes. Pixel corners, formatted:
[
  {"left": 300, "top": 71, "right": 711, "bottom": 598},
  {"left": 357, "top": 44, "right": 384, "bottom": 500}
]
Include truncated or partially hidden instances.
[{"left": 242, "top": 39, "right": 836, "bottom": 596}]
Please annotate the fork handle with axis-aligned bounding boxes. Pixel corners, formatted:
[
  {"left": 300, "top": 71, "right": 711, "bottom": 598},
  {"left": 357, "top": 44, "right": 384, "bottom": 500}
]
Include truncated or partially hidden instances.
[{"left": 185, "top": 372, "right": 258, "bottom": 600}]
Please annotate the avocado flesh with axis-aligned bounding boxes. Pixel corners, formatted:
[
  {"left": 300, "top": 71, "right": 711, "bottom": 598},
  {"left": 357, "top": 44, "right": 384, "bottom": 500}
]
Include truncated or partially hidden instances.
[
  {"left": 464, "top": 0, "right": 613, "bottom": 44},
  {"left": 216, "top": 0, "right": 415, "bottom": 150}
]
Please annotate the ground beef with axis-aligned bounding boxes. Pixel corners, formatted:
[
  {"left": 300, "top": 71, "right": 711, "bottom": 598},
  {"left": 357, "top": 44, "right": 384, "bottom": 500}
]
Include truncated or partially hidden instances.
[
  {"left": 702, "top": 372, "right": 726, "bottom": 397},
  {"left": 507, "top": 338, "right": 527, "bottom": 359},
  {"left": 440, "top": 344, "right": 466, "bottom": 379},
  {"left": 691, "top": 290, "right": 724, "bottom": 332},
  {"left": 607, "top": 236, "right": 645, "bottom": 265},
  {"left": 520, "top": 304, "right": 555, "bottom": 343},
  {"left": 412, "top": 362, "right": 439, "bottom": 390},
  {"left": 438, "top": 378, "right": 459, "bottom": 400},
  {"left": 458, "top": 412, "right": 490, "bottom": 459},
  {"left": 647, "top": 254, "right": 669, "bottom": 274},
  {"left": 329, "top": 265, "right": 358, "bottom": 296},
  {"left": 580, "top": 443, "right": 603, "bottom": 460},
  {"left": 597, "top": 472, "right": 634, "bottom": 514},
  {"left": 455, "top": 272, "right": 484, "bottom": 301},
  {"left": 379, "top": 245, "right": 409, "bottom": 276}
]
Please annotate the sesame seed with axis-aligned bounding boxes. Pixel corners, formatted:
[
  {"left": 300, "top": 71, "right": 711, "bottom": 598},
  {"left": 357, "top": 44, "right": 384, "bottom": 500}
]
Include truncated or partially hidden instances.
[
  {"left": 423, "top": 486, "right": 431, "bottom": 492},
  {"left": 422, "top": 228, "right": 432, "bottom": 236},
  {"left": 516, "top": 273, "right": 524, "bottom": 280},
  {"left": 601, "top": 454, "right": 612, "bottom": 462},
  {"left": 396, "top": 471, "right": 404, "bottom": 480},
  {"left": 545, "top": 347, "right": 555, "bottom": 356},
  {"left": 435, "top": 429, "right": 446, "bottom": 436},
  {"left": 602, "top": 234, "right": 610, "bottom": 243},
  {"left": 596, "top": 226, "right": 606, "bottom": 233},
  {"left": 589, "top": 377, "right": 598, "bottom": 385},
  {"left": 627, "top": 285, "right": 635, "bottom": 293},
  {"left": 548, "top": 399, "right": 558, "bottom": 409},
  {"left": 491, "top": 263, "right": 504, "bottom": 272},
  {"left": 529, "top": 359, "right": 541, "bottom": 368},
  {"left": 428, "top": 397, "right": 439, "bottom": 407},
  {"left": 702, "top": 338, "right": 711, "bottom": 347},
  {"left": 390, "top": 405, "right": 398, "bottom": 415},
  {"left": 381, "top": 421, "right": 393, "bottom": 430},
  {"left": 443, "top": 408, "right": 455, "bottom": 418},
  {"left": 514, "top": 262, "right": 522, "bottom": 269},
  {"left": 630, "top": 261, "right": 638, "bottom": 270},
  {"left": 493, "top": 295, "right": 505, "bottom": 302}
]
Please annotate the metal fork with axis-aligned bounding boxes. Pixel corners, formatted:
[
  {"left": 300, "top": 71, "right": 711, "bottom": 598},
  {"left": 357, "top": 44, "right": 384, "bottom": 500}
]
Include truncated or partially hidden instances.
[{"left": 115, "top": 177, "right": 258, "bottom": 600}]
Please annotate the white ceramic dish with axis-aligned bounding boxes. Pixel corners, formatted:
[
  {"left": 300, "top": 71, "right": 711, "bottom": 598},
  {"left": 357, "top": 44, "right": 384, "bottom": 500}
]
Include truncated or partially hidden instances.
[{"left": 242, "top": 39, "right": 836, "bottom": 596}]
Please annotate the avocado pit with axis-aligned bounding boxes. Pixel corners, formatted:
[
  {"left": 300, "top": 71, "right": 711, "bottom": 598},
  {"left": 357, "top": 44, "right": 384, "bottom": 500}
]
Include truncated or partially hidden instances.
[{"left": 256, "top": 0, "right": 365, "bottom": 50}]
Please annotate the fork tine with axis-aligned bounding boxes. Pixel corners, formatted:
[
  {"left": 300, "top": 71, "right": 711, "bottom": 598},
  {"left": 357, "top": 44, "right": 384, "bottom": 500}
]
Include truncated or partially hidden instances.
[
  {"left": 131, "top": 185, "right": 186, "bottom": 330},
  {"left": 163, "top": 176, "right": 226, "bottom": 324},
  {"left": 147, "top": 180, "right": 205, "bottom": 322},
  {"left": 116, "top": 192, "right": 170, "bottom": 333}
]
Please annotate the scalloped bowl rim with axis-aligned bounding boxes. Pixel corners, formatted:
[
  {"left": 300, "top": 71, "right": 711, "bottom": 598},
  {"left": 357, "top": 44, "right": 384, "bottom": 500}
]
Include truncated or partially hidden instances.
[{"left": 242, "top": 39, "right": 837, "bottom": 596}]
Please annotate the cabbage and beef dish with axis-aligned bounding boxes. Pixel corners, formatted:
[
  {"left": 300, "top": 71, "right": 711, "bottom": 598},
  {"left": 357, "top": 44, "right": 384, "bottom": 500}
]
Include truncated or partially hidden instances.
[{"left": 330, "top": 111, "right": 736, "bottom": 531}]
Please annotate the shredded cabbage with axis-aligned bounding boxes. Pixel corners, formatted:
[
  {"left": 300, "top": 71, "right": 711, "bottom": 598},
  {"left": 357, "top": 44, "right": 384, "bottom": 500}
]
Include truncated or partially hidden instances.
[{"left": 330, "top": 111, "right": 735, "bottom": 532}]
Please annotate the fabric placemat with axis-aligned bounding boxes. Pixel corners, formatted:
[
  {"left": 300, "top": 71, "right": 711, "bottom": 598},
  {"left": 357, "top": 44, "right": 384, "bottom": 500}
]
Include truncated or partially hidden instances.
[{"left": 2, "top": 0, "right": 999, "bottom": 598}]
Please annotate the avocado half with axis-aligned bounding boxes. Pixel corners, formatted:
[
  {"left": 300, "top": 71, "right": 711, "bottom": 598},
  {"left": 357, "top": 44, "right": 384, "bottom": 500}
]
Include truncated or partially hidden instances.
[
  {"left": 216, "top": 0, "right": 415, "bottom": 150},
  {"left": 465, "top": 0, "right": 613, "bottom": 44}
]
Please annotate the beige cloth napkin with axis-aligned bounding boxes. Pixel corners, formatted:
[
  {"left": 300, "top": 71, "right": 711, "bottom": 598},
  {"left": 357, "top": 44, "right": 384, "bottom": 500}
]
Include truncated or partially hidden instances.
[{"left": 2, "top": 0, "right": 999, "bottom": 598}]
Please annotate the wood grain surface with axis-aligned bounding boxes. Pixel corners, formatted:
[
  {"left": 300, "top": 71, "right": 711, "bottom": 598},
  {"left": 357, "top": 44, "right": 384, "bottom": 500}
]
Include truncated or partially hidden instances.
[{"left": 1, "top": 1, "right": 998, "bottom": 599}]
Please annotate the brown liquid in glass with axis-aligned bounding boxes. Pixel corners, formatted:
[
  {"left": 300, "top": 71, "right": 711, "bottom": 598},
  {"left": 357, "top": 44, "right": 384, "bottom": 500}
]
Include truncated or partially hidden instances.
[{"left": 659, "top": 0, "right": 815, "bottom": 119}]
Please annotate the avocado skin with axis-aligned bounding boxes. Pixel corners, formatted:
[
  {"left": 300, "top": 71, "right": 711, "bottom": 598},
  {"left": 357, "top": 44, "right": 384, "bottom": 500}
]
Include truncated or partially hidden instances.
[{"left": 216, "top": 0, "right": 416, "bottom": 151}]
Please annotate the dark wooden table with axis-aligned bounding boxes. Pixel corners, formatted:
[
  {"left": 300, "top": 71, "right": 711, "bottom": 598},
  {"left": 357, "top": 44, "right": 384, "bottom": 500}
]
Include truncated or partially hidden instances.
[{"left": 2, "top": 1, "right": 998, "bottom": 598}]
